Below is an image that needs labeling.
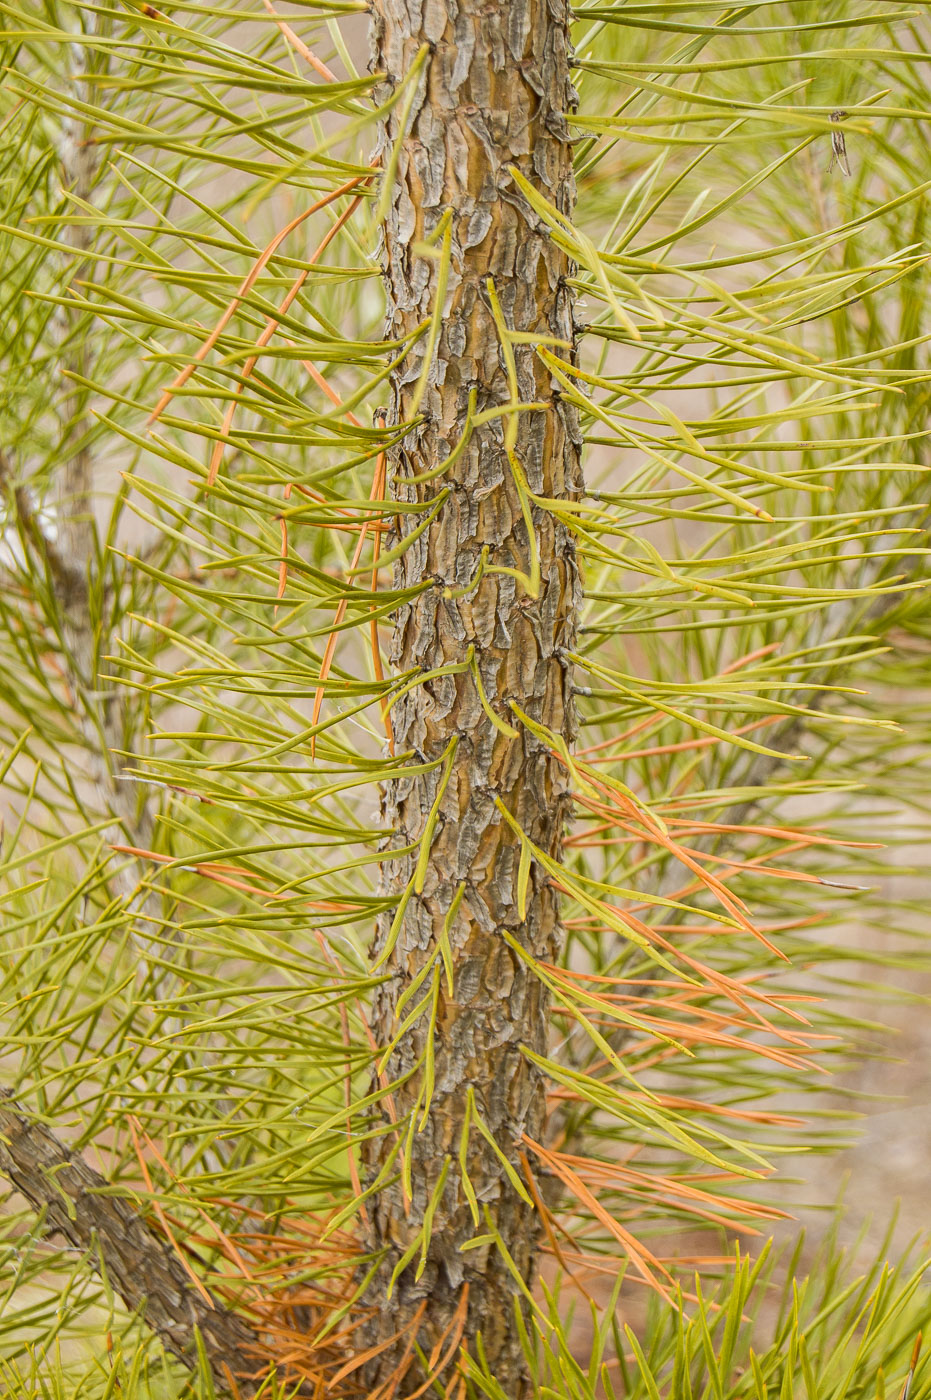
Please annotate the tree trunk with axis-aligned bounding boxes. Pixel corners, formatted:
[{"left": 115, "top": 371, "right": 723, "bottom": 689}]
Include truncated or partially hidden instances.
[{"left": 363, "top": 1, "right": 581, "bottom": 1391}]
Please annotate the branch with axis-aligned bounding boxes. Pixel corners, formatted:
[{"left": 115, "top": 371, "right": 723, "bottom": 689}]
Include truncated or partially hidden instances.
[
  {"left": 0, "top": 1093, "right": 264, "bottom": 1394},
  {"left": 0, "top": 39, "right": 237, "bottom": 1381},
  {"left": 0, "top": 450, "right": 87, "bottom": 608},
  {"left": 55, "top": 19, "right": 100, "bottom": 572}
]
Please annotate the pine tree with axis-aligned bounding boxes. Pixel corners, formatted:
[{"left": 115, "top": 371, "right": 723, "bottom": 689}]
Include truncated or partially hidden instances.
[{"left": 0, "top": 1, "right": 930, "bottom": 1397}]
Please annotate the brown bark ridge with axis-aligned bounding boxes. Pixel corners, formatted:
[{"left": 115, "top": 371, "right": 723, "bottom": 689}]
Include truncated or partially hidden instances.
[
  {"left": 362, "top": 0, "right": 581, "bottom": 1392},
  {"left": 0, "top": 1093, "right": 262, "bottom": 1392}
]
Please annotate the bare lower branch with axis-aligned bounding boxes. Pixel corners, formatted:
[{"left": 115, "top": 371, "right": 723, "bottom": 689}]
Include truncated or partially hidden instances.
[{"left": 0, "top": 1093, "right": 263, "bottom": 1394}]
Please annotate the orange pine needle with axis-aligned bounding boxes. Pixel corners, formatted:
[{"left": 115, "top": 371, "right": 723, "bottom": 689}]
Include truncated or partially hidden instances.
[
  {"left": 148, "top": 172, "right": 370, "bottom": 428},
  {"left": 367, "top": 1297, "right": 428, "bottom": 1400},
  {"left": 519, "top": 1151, "right": 596, "bottom": 1304},
  {"left": 261, "top": 0, "right": 339, "bottom": 80},
  {"left": 126, "top": 1116, "right": 215, "bottom": 1308},
  {"left": 538, "top": 1145, "right": 787, "bottom": 1231},
  {"left": 135, "top": 1126, "right": 259, "bottom": 1289},
  {"left": 902, "top": 1334, "right": 923, "bottom": 1400},
  {"left": 523, "top": 1136, "right": 675, "bottom": 1302},
  {"left": 277, "top": 508, "right": 290, "bottom": 608},
  {"left": 326, "top": 1299, "right": 427, "bottom": 1391},
  {"left": 587, "top": 716, "right": 780, "bottom": 764},
  {"left": 576, "top": 711, "right": 661, "bottom": 758},
  {"left": 575, "top": 645, "right": 780, "bottom": 760},
  {"left": 564, "top": 762, "right": 790, "bottom": 961},
  {"left": 719, "top": 641, "right": 782, "bottom": 674},
  {"left": 401, "top": 1285, "right": 470, "bottom": 1400},
  {"left": 299, "top": 356, "right": 365, "bottom": 427},
  {"left": 206, "top": 183, "right": 371, "bottom": 488},
  {"left": 110, "top": 843, "right": 364, "bottom": 909}
]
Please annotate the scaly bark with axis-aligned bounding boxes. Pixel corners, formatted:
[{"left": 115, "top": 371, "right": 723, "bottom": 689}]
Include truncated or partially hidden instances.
[
  {"left": 56, "top": 24, "right": 156, "bottom": 853},
  {"left": 0, "top": 1094, "right": 262, "bottom": 1391},
  {"left": 362, "top": 1, "right": 581, "bottom": 1391}
]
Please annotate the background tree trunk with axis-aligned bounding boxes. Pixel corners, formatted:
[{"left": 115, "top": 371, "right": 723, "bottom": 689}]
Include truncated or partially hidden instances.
[{"left": 362, "top": 0, "right": 581, "bottom": 1390}]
